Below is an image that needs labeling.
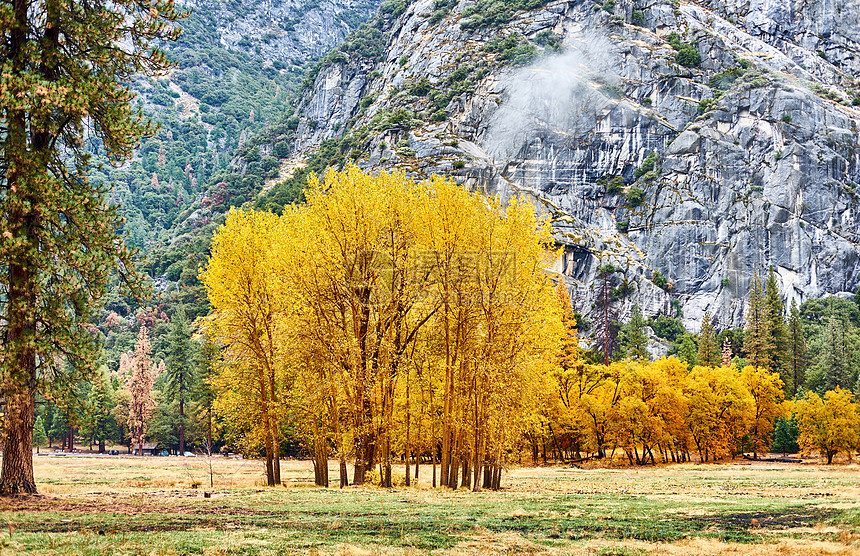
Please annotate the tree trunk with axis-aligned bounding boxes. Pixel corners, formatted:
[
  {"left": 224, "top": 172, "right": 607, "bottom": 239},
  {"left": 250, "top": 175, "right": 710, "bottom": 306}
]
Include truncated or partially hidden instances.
[
  {"left": 405, "top": 376, "right": 411, "bottom": 487},
  {"left": 0, "top": 389, "right": 37, "bottom": 495},
  {"left": 258, "top": 370, "right": 275, "bottom": 486},
  {"left": 179, "top": 374, "right": 185, "bottom": 456}
]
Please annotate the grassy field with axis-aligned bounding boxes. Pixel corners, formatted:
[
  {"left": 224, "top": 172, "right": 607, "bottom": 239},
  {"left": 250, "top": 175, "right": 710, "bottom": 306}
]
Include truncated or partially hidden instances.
[{"left": 1, "top": 455, "right": 859, "bottom": 555}]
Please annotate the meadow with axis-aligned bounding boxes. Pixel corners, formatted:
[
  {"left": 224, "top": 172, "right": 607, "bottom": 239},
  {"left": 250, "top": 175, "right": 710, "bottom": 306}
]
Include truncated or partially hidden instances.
[{"left": 2, "top": 455, "right": 859, "bottom": 555}]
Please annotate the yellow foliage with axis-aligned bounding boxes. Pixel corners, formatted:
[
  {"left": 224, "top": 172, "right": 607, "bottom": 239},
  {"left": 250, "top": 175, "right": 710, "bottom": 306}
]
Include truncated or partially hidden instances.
[{"left": 795, "top": 388, "right": 860, "bottom": 463}]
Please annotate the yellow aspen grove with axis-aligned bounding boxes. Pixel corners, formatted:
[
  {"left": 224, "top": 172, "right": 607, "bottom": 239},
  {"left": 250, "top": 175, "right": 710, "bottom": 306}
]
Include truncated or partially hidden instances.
[
  {"left": 201, "top": 209, "right": 291, "bottom": 486},
  {"left": 202, "top": 166, "right": 563, "bottom": 489}
]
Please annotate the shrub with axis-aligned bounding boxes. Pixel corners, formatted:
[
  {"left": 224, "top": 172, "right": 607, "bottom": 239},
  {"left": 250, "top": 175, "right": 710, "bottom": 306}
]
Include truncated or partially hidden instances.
[
  {"left": 616, "top": 220, "right": 629, "bottom": 233},
  {"left": 652, "top": 270, "right": 668, "bottom": 290},
  {"left": 676, "top": 44, "right": 701, "bottom": 68},
  {"left": 461, "top": 0, "right": 553, "bottom": 29},
  {"left": 634, "top": 152, "right": 657, "bottom": 179},
  {"left": 602, "top": 0, "right": 615, "bottom": 13},
  {"left": 782, "top": 113, "right": 792, "bottom": 123},
  {"left": 631, "top": 9, "right": 645, "bottom": 26},
  {"left": 431, "top": 109, "right": 448, "bottom": 122},
  {"left": 452, "top": 160, "right": 465, "bottom": 169},
  {"left": 534, "top": 29, "right": 562, "bottom": 51},
  {"left": 409, "top": 78, "right": 432, "bottom": 97},
  {"left": 600, "top": 84, "right": 624, "bottom": 98},
  {"left": 649, "top": 314, "right": 685, "bottom": 341},
  {"left": 626, "top": 186, "right": 645, "bottom": 207},
  {"left": 666, "top": 32, "right": 701, "bottom": 68},
  {"left": 484, "top": 34, "right": 538, "bottom": 67},
  {"left": 606, "top": 175, "right": 625, "bottom": 194}
]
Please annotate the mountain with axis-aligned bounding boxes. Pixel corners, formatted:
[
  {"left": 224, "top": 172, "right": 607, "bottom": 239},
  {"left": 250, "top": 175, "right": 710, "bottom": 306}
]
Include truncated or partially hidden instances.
[
  {"left": 97, "top": 0, "right": 383, "bottom": 366},
  {"left": 250, "top": 0, "right": 860, "bottom": 331}
]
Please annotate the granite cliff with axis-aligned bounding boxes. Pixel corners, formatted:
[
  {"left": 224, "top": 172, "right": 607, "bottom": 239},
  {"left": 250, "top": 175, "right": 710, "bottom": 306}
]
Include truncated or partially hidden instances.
[{"left": 262, "top": 0, "right": 860, "bottom": 331}]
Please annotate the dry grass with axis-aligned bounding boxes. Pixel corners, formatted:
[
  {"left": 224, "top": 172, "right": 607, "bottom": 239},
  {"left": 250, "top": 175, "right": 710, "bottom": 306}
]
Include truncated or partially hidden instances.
[{"left": 3, "top": 456, "right": 860, "bottom": 555}]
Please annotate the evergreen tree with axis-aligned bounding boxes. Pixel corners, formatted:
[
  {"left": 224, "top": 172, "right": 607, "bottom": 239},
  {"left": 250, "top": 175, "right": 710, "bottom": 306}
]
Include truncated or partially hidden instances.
[
  {"left": 165, "top": 307, "right": 196, "bottom": 454},
  {"left": 197, "top": 331, "right": 220, "bottom": 457},
  {"left": 771, "top": 416, "right": 800, "bottom": 454},
  {"left": 32, "top": 417, "right": 48, "bottom": 454},
  {"left": 823, "top": 314, "right": 851, "bottom": 390},
  {"left": 764, "top": 267, "right": 789, "bottom": 384},
  {"left": 673, "top": 333, "right": 699, "bottom": 368},
  {"left": 787, "top": 299, "right": 808, "bottom": 398},
  {"left": 697, "top": 311, "right": 720, "bottom": 367},
  {"left": 619, "top": 305, "right": 649, "bottom": 361},
  {"left": 744, "top": 271, "right": 772, "bottom": 369},
  {"left": 86, "top": 376, "right": 114, "bottom": 453},
  {"left": 0, "top": 0, "right": 181, "bottom": 494},
  {"left": 48, "top": 410, "right": 68, "bottom": 450}
]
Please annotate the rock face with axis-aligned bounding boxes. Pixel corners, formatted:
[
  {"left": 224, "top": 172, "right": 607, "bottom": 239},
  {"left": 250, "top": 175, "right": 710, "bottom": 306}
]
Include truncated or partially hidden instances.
[
  {"left": 176, "top": 0, "right": 382, "bottom": 61},
  {"left": 284, "top": 0, "right": 860, "bottom": 331}
]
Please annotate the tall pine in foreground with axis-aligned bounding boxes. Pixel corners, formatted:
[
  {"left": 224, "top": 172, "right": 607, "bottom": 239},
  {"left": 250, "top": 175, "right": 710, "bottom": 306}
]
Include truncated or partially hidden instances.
[
  {"left": 0, "top": 0, "right": 181, "bottom": 494},
  {"left": 744, "top": 271, "right": 773, "bottom": 370}
]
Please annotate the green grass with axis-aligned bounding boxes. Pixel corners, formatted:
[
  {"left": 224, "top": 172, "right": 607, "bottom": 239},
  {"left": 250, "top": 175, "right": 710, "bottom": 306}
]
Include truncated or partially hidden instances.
[{"left": 4, "top": 459, "right": 860, "bottom": 554}]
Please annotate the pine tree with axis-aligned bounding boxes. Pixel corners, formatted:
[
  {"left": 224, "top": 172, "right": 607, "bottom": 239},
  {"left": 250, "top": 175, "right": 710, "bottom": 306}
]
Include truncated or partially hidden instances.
[
  {"left": 0, "top": 0, "right": 181, "bottom": 494},
  {"left": 166, "top": 307, "right": 196, "bottom": 455},
  {"left": 620, "top": 305, "right": 649, "bottom": 361},
  {"left": 771, "top": 416, "right": 800, "bottom": 454},
  {"left": 197, "top": 331, "right": 220, "bottom": 457},
  {"left": 32, "top": 417, "right": 48, "bottom": 454},
  {"left": 697, "top": 311, "right": 720, "bottom": 367},
  {"left": 823, "top": 314, "right": 850, "bottom": 390},
  {"left": 787, "top": 299, "right": 808, "bottom": 398},
  {"left": 744, "top": 271, "right": 772, "bottom": 369},
  {"left": 721, "top": 338, "right": 733, "bottom": 367},
  {"left": 86, "top": 377, "right": 113, "bottom": 454},
  {"left": 764, "top": 267, "right": 789, "bottom": 383},
  {"left": 48, "top": 409, "right": 68, "bottom": 450}
]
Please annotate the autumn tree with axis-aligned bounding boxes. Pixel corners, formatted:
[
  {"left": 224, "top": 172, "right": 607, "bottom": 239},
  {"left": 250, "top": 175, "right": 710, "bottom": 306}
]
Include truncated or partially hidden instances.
[
  {"left": 201, "top": 210, "right": 290, "bottom": 485},
  {"left": 795, "top": 388, "right": 860, "bottom": 464},
  {"left": 697, "top": 311, "right": 720, "bottom": 367},
  {"left": 739, "top": 365, "right": 785, "bottom": 457},
  {"left": 128, "top": 327, "right": 155, "bottom": 456},
  {"left": 0, "top": 0, "right": 181, "bottom": 493}
]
